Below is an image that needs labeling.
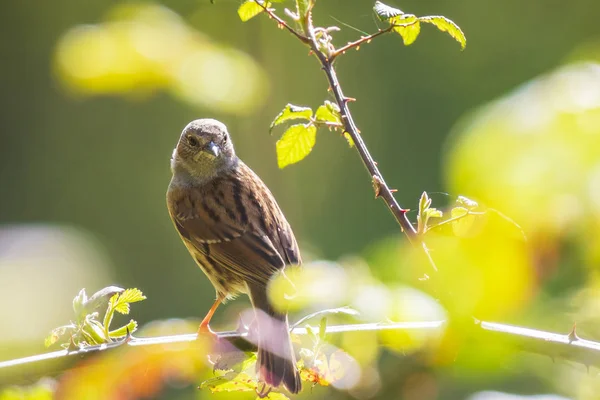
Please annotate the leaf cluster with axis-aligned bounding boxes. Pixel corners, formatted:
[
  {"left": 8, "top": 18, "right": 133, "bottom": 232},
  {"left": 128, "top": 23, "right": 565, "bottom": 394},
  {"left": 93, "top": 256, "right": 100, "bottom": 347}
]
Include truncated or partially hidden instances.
[
  {"left": 44, "top": 287, "right": 146, "bottom": 349},
  {"left": 373, "top": 1, "right": 466, "bottom": 49},
  {"left": 270, "top": 102, "right": 351, "bottom": 168}
]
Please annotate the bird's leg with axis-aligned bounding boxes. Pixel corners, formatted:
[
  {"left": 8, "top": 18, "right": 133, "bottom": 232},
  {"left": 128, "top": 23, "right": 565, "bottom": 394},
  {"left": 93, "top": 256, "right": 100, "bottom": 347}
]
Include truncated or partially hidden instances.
[{"left": 197, "top": 298, "right": 222, "bottom": 336}]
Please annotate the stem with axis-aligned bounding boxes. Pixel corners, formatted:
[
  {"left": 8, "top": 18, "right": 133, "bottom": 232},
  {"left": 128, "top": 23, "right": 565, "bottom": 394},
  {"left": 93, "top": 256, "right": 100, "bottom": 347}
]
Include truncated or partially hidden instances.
[
  {"left": 303, "top": 18, "right": 418, "bottom": 244},
  {"left": 2, "top": 320, "right": 599, "bottom": 387},
  {"left": 330, "top": 27, "right": 395, "bottom": 60},
  {"left": 257, "top": 3, "right": 310, "bottom": 44}
]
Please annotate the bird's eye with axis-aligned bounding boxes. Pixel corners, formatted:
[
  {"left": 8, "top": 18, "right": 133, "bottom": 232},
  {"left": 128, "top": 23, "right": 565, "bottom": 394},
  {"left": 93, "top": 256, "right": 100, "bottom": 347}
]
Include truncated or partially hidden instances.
[
  {"left": 223, "top": 136, "right": 228, "bottom": 143},
  {"left": 187, "top": 136, "right": 199, "bottom": 147}
]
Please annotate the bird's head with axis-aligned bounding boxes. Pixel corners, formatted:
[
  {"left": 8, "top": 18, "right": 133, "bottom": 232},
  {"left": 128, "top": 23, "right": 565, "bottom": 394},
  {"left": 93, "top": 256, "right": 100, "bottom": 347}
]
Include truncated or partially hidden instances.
[{"left": 171, "top": 119, "right": 237, "bottom": 179}]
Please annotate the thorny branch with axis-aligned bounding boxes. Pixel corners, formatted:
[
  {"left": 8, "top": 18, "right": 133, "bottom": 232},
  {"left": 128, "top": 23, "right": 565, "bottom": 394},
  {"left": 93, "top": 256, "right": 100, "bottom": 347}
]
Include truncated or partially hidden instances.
[
  {"left": 264, "top": 3, "right": 421, "bottom": 244},
  {"left": 331, "top": 26, "right": 395, "bottom": 60},
  {"left": 2, "top": 320, "right": 600, "bottom": 387}
]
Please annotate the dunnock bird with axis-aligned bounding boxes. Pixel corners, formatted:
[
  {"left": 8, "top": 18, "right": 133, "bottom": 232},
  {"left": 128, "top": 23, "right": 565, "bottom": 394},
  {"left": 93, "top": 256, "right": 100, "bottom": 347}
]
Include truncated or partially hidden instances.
[{"left": 166, "top": 119, "right": 301, "bottom": 394}]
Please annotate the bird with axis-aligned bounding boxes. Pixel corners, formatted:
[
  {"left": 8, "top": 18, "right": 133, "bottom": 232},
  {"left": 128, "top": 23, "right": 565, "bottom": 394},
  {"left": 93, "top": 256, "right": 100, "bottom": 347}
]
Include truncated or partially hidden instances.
[{"left": 166, "top": 118, "right": 302, "bottom": 395}]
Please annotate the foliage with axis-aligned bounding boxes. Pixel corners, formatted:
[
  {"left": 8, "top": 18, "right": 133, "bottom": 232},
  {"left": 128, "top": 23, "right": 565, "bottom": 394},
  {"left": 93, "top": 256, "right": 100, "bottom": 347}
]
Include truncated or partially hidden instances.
[
  {"left": 44, "top": 287, "right": 146, "bottom": 349},
  {"left": 373, "top": 2, "right": 466, "bottom": 49}
]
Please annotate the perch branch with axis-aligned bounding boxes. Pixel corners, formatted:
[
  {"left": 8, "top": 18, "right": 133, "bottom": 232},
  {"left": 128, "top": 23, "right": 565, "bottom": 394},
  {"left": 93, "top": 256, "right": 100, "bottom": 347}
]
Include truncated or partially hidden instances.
[{"left": 2, "top": 320, "right": 600, "bottom": 387}]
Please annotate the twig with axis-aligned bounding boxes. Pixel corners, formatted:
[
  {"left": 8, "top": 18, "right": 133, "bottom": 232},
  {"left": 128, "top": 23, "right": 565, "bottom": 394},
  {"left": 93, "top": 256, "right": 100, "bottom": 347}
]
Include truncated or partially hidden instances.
[
  {"left": 331, "top": 26, "right": 395, "bottom": 60},
  {"left": 256, "top": 2, "right": 310, "bottom": 44},
  {"left": 304, "top": 19, "right": 419, "bottom": 244},
  {"left": 2, "top": 320, "right": 600, "bottom": 387}
]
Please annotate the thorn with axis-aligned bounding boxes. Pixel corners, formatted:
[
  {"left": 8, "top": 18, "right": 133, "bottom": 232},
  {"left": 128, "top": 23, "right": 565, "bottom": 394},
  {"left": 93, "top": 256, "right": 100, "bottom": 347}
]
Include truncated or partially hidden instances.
[
  {"left": 568, "top": 323, "right": 579, "bottom": 343},
  {"left": 123, "top": 327, "right": 133, "bottom": 344},
  {"left": 356, "top": 46, "right": 360, "bottom": 51},
  {"left": 374, "top": 161, "right": 378, "bottom": 166},
  {"left": 67, "top": 335, "right": 78, "bottom": 352},
  {"left": 327, "top": 87, "right": 332, "bottom": 92},
  {"left": 366, "top": 39, "right": 372, "bottom": 44},
  {"left": 344, "top": 97, "right": 357, "bottom": 103},
  {"left": 308, "top": 50, "right": 313, "bottom": 56},
  {"left": 372, "top": 175, "right": 383, "bottom": 199},
  {"left": 390, "top": 189, "right": 398, "bottom": 193}
]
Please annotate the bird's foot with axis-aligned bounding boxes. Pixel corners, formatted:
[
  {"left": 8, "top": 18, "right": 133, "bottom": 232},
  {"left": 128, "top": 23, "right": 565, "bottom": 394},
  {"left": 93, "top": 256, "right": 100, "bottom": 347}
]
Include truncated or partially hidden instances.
[
  {"left": 197, "top": 322, "right": 217, "bottom": 340},
  {"left": 256, "top": 382, "right": 272, "bottom": 398}
]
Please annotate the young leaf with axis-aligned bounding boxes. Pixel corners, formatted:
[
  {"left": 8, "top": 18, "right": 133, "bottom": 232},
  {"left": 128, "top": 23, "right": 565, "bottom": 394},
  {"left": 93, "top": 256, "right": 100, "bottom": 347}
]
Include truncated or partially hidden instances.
[
  {"left": 456, "top": 195, "right": 478, "bottom": 210},
  {"left": 112, "top": 288, "right": 146, "bottom": 315},
  {"left": 419, "top": 191, "right": 432, "bottom": 214},
  {"left": 84, "top": 286, "right": 124, "bottom": 313},
  {"left": 72, "top": 288, "right": 88, "bottom": 318},
  {"left": 315, "top": 101, "right": 341, "bottom": 124},
  {"left": 305, "top": 325, "right": 317, "bottom": 342},
  {"left": 391, "top": 15, "right": 421, "bottom": 46},
  {"left": 319, "top": 317, "right": 327, "bottom": 341},
  {"left": 276, "top": 124, "right": 317, "bottom": 168},
  {"left": 373, "top": 1, "right": 403, "bottom": 20},
  {"left": 45, "top": 324, "right": 76, "bottom": 348},
  {"left": 270, "top": 104, "right": 313, "bottom": 133},
  {"left": 117, "top": 288, "right": 146, "bottom": 306},
  {"left": 426, "top": 208, "right": 443, "bottom": 219},
  {"left": 297, "top": 0, "right": 312, "bottom": 20},
  {"left": 82, "top": 316, "right": 108, "bottom": 344},
  {"left": 419, "top": 16, "right": 466, "bottom": 49},
  {"left": 451, "top": 206, "right": 478, "bottom": 237},
  {"left": 204, "top": 372, "right": 256, "bottom": 392},
  {"left": 343, "top": 132, "right": 355, "bottom": 147},
  {"left": 108, "top": 319, "right": 138, "bottom": 338},
  {"left": 238, "top": 0, "right": 269, "bottom": 22}
]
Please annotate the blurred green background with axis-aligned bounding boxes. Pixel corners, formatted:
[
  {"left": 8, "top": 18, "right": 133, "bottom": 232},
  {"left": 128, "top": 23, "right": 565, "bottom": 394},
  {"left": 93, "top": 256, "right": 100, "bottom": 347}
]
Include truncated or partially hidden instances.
[{"left": 1, "top": 0, "right": 600, "bottom": 399}]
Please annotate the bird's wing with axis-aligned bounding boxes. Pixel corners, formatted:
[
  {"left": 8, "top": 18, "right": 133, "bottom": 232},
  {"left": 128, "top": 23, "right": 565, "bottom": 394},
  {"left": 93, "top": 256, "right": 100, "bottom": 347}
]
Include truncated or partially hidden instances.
[{"left": 167, "top": 164, "right": 300, "bottom": 287}]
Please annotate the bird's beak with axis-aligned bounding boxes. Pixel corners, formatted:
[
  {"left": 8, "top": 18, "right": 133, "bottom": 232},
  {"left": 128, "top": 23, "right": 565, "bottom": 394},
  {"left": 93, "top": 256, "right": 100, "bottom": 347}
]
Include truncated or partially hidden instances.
[{"left": 205, "top": 141, "right": 220, "bottom": 158}]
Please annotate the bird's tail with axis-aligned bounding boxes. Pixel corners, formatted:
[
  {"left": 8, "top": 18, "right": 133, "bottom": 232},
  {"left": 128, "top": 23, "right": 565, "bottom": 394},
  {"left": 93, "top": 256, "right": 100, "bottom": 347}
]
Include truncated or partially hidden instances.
[{"left": 249, "top": 285, "right": 301, "bottom": 395}]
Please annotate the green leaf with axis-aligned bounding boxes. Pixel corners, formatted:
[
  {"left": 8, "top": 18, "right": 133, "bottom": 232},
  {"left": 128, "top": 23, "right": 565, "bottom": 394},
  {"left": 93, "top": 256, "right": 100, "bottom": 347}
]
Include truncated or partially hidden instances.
[
  {"left": 204, "top": 372, "right": 256, "bottom": 392},
  {"left": 45, "top": 324, "right": 75, "bottom": 348},
  {"left": 343, "top": 132, "right": 355, "bottom": 147},
  {"left": 112, "top": 288, "right": 146, "bottom": 315},
  {"left": 82, "top": 316, "right": 108, "bottom": 344},
  {"left": 276, "top": 124, "right": 317, "bottom": 168},
  {"left": 296, "top": 0, "right": 311, "bottom": 19},
  {"left": 84, "top": 286, "right": 124, "bottom": 313},
  {"left": 315, "top": 101, "right": 341, "bottom": 124},
  {"left": 72, "top": 288, "right": 87, "bottom": 318},
  {"left": 319, "top": 317, "right": 327, "bottom": 341},
  {"left": 305, "top": 325, "right": 317, "bottom": 342},
  {"left": 270, "top": 104, "right": 313, "bottom": 133},
  {"left": 391, "top": 15, "right": 421, "bottom": 46},
  {"left": 117, "top": 288, "right": 146, "bottom": 305},
  {"left": 456, "top": 195, "right": 478, "bottom": 210},
  {"left": 263, "top": 392, "right": 290, "bottom": 400},
  {"left": 426, "top": 208, "right": 443, "bottom": 219},
  {"left": 419, "top": 15, "right": 466, "bottom": 49},
  {"left": 419, "top": 191, "right": 432, "bottom": 214},
  {"left": 373, "top": 1, "right": 403, "bottom": 20},
  {"left": 108, "top": 319, "right": 138, "bottom": 338},
  {"left": 238, "top": 0, "right": 270, "bottom": 22},
  {"left": 451, "top": 206, "right": 477, "bottom": 237}
]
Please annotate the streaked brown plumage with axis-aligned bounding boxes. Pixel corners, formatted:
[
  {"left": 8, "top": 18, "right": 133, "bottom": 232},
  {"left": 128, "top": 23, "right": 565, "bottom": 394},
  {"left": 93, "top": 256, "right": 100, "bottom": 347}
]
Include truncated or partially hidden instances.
[{"left": 166, "top": 119, "right": 301, "bottom": 394}]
